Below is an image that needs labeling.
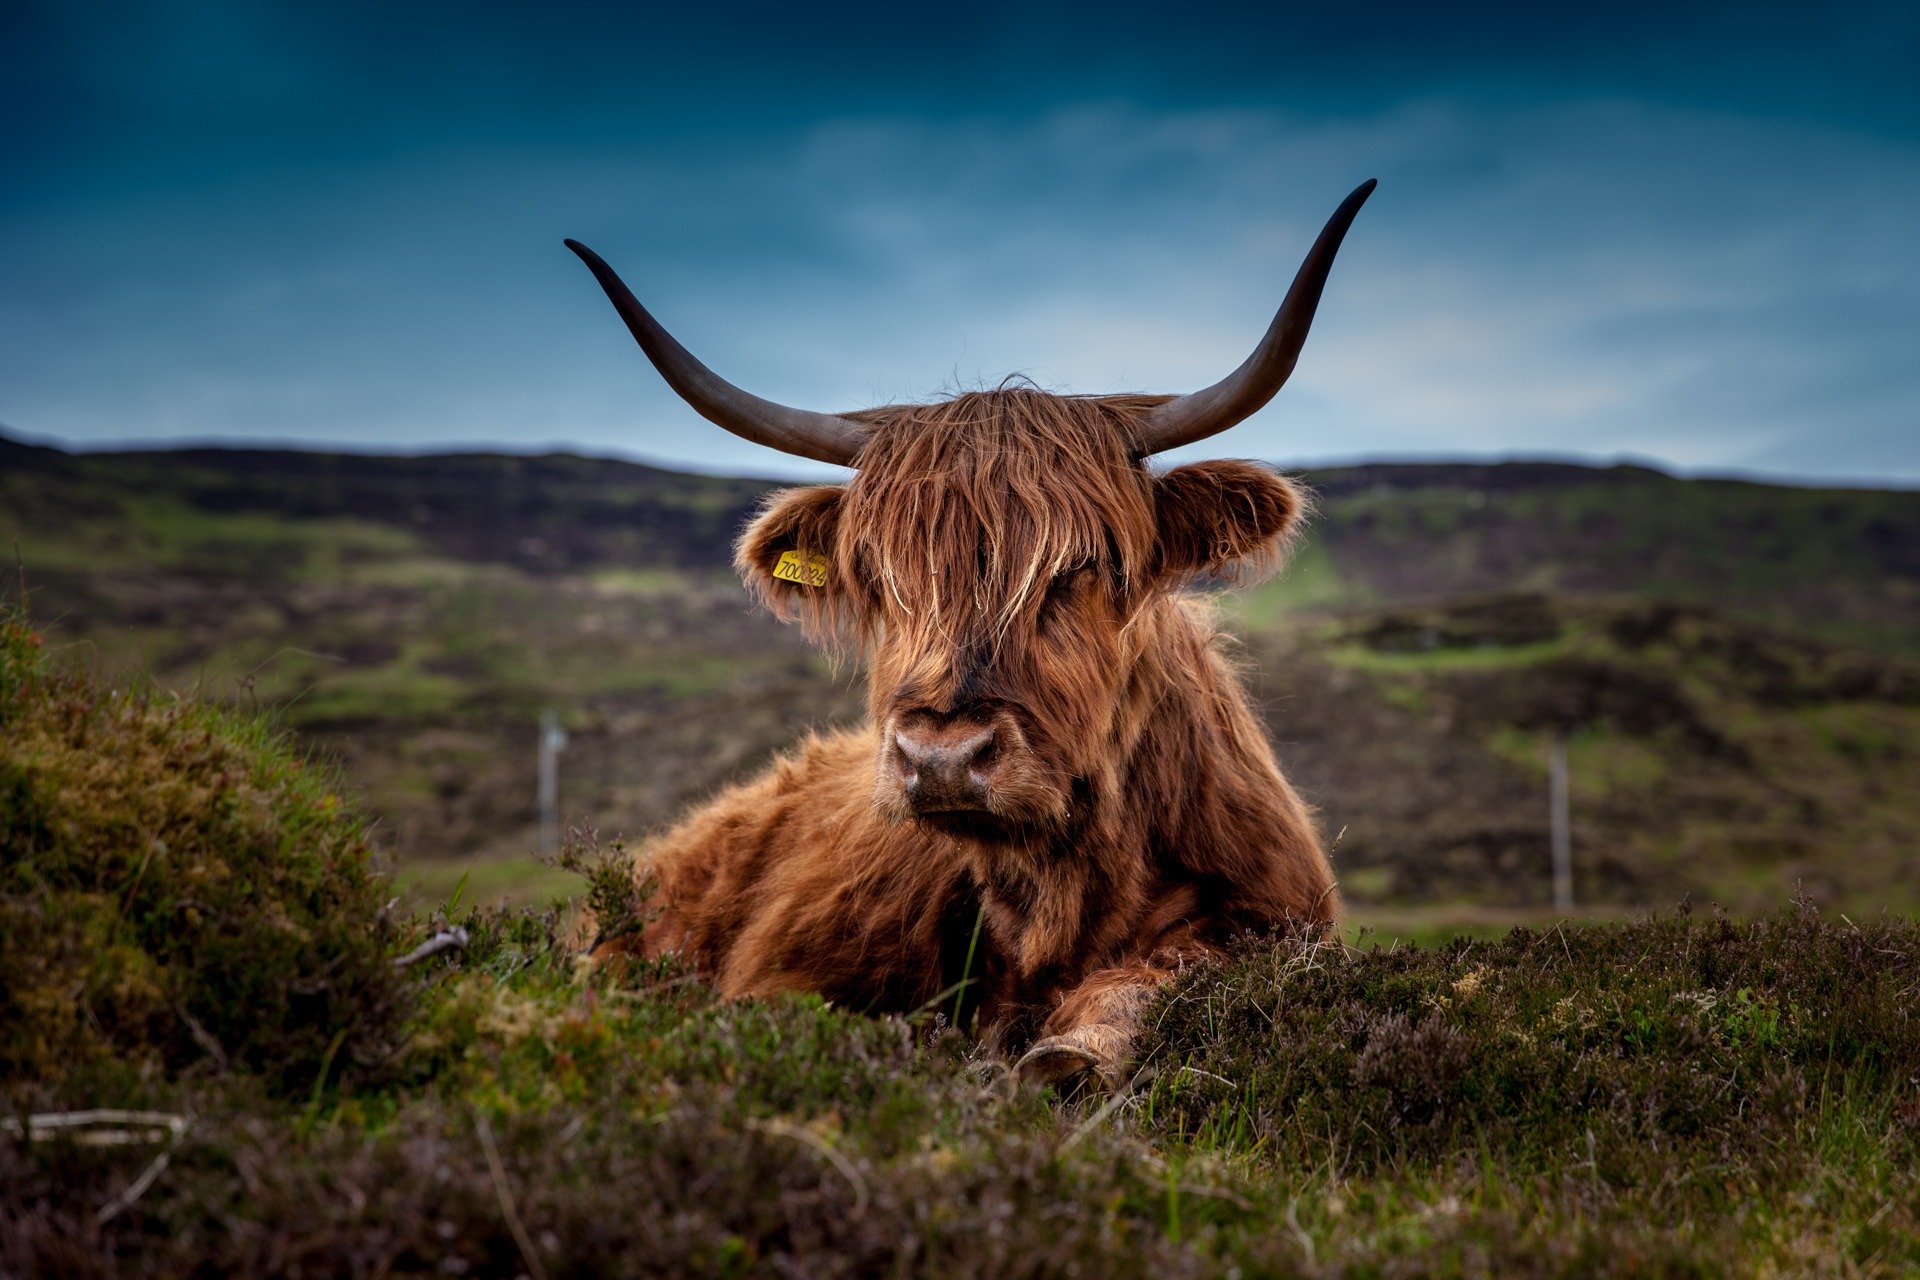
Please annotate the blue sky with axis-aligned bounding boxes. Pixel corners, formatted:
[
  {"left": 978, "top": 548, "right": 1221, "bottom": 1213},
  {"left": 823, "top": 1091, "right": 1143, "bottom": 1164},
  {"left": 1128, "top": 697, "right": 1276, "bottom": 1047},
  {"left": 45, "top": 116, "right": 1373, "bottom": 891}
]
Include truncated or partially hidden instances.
[{"left": 2, "top": 0, "right": 1916, "bottom": 481}]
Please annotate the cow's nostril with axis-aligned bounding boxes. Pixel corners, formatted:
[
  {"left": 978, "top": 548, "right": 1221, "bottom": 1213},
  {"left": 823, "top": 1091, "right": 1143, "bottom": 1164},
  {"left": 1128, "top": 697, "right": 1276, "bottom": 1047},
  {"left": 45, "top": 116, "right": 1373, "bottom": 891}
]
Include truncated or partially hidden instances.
[
  {"left": 891, "top": 720, "right": 998, "bottom": 812},
  {"left": 889, "top": 737, "right": 919, "bottom": 784}
]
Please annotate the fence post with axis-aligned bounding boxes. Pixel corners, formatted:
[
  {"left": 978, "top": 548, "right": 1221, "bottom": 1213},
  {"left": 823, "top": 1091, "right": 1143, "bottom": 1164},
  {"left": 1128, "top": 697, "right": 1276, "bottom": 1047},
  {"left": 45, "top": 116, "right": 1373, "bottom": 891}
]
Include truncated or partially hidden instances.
[
  {"left": 537, "top": 708, "right": 567, "bottom": 857},
  {"left": 1548, "top": 733, "right": 1573, "bottom": 912}
]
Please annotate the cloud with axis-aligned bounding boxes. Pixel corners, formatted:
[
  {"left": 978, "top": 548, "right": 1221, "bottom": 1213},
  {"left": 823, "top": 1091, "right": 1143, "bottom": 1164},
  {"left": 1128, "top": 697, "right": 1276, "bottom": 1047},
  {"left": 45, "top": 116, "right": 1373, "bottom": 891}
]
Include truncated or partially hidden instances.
[{"left": 2, "top": 95, "right": 1916, "bottom": 483}]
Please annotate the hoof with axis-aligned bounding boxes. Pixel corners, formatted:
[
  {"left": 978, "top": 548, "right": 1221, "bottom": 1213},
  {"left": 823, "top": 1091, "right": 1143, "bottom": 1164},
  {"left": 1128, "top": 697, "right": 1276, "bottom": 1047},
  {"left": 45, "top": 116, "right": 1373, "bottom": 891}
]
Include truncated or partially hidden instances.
[{"left": 1015, "top": 1037, "right": 1102, "bottom": 1088}]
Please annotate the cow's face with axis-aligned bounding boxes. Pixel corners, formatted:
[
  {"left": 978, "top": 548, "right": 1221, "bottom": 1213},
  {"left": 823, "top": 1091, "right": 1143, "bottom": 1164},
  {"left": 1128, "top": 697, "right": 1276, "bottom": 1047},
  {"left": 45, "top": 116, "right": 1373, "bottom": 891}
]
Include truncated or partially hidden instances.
[
  {"left": 569, "top": 183, "right": 1370, "bottom": 841},
  {"left": 737, "top": 388, "right": 1304, "bottom": 842}
]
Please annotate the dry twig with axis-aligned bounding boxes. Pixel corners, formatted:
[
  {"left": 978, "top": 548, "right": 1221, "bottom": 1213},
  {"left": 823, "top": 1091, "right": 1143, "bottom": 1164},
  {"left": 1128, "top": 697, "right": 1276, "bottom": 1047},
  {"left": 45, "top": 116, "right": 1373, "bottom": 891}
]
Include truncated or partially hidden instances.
[
  {"left": 1, "top": 1110, "right": 191, "bottom": 1223},
  {"left": 394, "top": 926, "right": 470, "bottom": 968},
  {"left": 475, "top": 1113, "right": 549, "bottom": 1280},
  {"left": 1059, "top": 1065, "right": 1156, "bottom": 1154},
  {"left": 745, "top": 1117, "right": 870, "bottom": 1218}
]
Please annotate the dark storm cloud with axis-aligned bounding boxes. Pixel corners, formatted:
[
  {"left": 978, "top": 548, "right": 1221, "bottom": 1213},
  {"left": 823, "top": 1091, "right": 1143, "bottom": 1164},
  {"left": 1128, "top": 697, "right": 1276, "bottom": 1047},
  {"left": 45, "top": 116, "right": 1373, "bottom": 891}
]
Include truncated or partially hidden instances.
[{"left": 2, "top": 0, "right": 1916, "bottom": 481}]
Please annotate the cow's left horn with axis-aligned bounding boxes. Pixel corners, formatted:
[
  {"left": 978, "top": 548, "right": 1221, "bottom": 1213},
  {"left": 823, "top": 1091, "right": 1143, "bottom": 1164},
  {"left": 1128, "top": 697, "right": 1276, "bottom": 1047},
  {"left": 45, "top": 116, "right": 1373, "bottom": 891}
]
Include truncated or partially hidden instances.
[
  {"left": 566, "top": 239, "right": 871, "bottom": 467},
  {"left": 1135, "top": 179, "right": 1376, "bottom": 456}
]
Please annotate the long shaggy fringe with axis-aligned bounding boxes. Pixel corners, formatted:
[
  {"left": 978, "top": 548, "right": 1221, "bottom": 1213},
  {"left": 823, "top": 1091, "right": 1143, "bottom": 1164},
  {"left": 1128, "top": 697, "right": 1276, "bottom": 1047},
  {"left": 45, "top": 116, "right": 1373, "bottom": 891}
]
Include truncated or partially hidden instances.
[
  {"left": 751, "top": 387, "right": 1316, "bottom": 656},
  {"left": 846, "top": 390, "right": 1168, "bottom": 648}
]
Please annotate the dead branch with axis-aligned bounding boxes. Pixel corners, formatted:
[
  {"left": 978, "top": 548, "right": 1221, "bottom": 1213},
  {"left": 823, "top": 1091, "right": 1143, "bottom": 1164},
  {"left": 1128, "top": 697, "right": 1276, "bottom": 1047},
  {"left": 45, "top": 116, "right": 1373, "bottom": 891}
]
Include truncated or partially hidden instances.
[{"left": 394, "top": 926, "right": 470, "bottom": 968}]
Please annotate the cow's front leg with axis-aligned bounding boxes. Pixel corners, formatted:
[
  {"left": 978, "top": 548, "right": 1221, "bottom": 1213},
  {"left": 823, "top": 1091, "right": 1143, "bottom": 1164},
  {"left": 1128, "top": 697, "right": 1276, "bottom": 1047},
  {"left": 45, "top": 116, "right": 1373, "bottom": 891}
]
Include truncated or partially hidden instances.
[{"left": 1015, "top": 959, "right": 1184, "bottom": 1090}]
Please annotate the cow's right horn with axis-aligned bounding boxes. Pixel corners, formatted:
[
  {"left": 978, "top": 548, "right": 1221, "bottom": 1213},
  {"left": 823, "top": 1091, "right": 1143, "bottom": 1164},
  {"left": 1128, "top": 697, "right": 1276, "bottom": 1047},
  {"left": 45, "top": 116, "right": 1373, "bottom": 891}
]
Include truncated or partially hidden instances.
[
  {"left": 566, "top": 239, "right": 871, "bottom": 467},
  {"left": 1135, "top": 179, "right": 1376, "bottom": 456}
]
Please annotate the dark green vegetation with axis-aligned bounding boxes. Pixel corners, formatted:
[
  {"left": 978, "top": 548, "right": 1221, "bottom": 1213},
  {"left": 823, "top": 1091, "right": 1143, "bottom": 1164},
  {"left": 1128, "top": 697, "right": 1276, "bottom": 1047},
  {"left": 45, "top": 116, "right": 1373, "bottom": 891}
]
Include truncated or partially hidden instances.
[
  {"left": 1139, "top": 911, "right": 1920, "bottom": 1270},
  {"left": 1234, "top": 461, "right": 1920, "bottom": 658},
  {"left": 0, "top": 610, "right": 406, "bottom": 1095},
  {"left": 12, "top": 908, "right": 1920, "bottom": 1276},
  {"left": 3, "top": 632, "right": 1917, "bottom": 1274},
  {"left": 1256, "top": 594, "right": 1920, "bottom": 913},
  {"left": 6, "top": 575, "right": 1920, "bottom": 1274},
  {"left": 2, "top": 434, "right": 850, "bottom": 877},
  {"left": 9, "top": 432, "right": 1916, "bottom": 928}
]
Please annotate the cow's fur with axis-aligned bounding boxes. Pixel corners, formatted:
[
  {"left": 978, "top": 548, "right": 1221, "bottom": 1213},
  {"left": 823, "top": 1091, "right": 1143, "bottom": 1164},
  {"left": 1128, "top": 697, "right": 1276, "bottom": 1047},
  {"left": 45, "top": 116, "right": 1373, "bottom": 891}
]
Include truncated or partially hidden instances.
[{"left": 603, "top": 386, "right": 1336, "bottom": 1086}]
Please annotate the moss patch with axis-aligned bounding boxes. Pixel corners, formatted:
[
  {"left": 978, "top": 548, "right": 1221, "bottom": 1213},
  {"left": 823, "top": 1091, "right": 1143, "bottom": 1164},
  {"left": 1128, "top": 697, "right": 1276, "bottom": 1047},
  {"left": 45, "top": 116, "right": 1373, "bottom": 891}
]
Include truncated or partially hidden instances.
[{"left": 0, "top": 609, "right": 408, "bottom": 1093}]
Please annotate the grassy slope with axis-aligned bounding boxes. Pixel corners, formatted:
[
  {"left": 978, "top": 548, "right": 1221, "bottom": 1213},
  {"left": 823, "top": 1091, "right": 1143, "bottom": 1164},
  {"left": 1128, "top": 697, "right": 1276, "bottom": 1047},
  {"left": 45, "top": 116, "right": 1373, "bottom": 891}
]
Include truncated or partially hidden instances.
[
  {"left": 1235, "top": 462, "right": 1920, "bottom": 658},
  {"left": 14, "top": 437, "right": 1920, "bottom": 656},
  {"left": 6, "top": 551, "right": 1920, "bottom": 1277},
  {"left": 0, "top": 610, "right": 407, "bottom": 1093},
  {"left": 1253, "top": 595, "right": 1920, "bottom": 916},
  {"left": 9, "top": 893, "right": 1920, "bottom": 1276},
  {"left": 7, "top": 435, "right": 1920, "bottom": 925}
]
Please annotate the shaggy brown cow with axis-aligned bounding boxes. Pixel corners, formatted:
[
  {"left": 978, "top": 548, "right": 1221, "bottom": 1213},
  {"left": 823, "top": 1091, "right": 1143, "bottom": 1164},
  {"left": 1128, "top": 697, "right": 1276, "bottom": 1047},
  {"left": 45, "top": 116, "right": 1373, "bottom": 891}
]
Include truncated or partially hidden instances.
[{"left": 566, "top": 180, "right": 1374, "bottom": 1087}]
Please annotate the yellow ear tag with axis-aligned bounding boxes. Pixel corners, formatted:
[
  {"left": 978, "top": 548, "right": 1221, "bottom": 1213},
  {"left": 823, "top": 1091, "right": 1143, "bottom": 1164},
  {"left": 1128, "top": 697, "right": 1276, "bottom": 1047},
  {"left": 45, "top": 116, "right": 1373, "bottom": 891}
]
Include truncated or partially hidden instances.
[{"left": 772, "top": 549, "right": 831, "bottom": 588}]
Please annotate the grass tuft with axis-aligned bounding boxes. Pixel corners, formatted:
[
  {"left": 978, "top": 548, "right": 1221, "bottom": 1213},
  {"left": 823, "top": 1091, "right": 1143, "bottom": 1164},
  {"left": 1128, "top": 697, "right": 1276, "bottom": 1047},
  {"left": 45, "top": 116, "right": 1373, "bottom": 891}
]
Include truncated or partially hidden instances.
[
  {"left": 4, "top": 620, "right": 1918, "bottom": 1275},
  {"left": 0, "top": 606, "right": 409, "bottom": 1094}
]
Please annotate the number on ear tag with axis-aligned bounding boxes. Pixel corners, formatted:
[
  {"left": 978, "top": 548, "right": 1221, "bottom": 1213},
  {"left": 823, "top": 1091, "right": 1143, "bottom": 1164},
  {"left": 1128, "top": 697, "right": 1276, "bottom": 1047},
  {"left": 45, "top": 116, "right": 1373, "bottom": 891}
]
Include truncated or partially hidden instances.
[{"left": 772, "top": 549, "right": 831, "bottom": 588}]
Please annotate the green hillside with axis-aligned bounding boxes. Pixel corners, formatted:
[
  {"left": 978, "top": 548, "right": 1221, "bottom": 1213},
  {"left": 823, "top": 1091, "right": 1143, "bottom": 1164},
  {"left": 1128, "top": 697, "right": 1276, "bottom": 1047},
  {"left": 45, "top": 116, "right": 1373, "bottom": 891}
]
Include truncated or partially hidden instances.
[
  {"left": 13, "top": 435, "right": 1916, "bottom": 653},
  {"left": 1237, "top": 461, "right": 1920, "bottom": 657},
  {"left": 5, "top": 433, "right": 1917, "bottom": 924},
  {"left": 1256, "top": 594, "right": 1920, "bottom": 915},
  {"left": 8, "top": 446, "right": 1920, "bottom": 1273},
  {"left": 6, "top": 623, "right": 1920, "bottom": 1276}
]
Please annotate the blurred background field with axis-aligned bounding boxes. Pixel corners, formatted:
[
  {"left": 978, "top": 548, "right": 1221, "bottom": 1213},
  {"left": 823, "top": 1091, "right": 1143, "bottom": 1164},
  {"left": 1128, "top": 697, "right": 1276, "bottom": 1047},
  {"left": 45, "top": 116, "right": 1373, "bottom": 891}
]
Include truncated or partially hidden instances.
[{"left": 8, "top": 429, "right": 1918, "bottom": 943}]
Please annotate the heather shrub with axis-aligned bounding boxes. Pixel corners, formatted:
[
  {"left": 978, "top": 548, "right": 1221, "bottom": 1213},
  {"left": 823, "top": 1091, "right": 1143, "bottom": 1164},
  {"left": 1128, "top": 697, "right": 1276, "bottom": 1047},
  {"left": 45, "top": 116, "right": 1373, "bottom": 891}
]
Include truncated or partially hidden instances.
[
  {"left": 6, "top": 891, "right": 1919, "bottom": 1276},
  {"left": 4, "top": 601, "right": 1918, "bottom": 1275},
  {"left": 1138, "top": 905, "right": 1920, "bottom": 1186},
  {"left": 0, "top": 610, "right": 407, "bottom": 1093}
]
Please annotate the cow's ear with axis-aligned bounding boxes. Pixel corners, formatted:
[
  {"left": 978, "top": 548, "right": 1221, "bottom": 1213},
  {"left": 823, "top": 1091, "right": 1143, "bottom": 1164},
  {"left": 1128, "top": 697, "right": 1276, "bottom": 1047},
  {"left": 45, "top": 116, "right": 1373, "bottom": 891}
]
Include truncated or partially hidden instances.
[
  {"left": 735, "top": 484, "right": 848, "bottom": 627},
  {"left": 1151, "top": 460, "right": 1308, "bottom": 582}
]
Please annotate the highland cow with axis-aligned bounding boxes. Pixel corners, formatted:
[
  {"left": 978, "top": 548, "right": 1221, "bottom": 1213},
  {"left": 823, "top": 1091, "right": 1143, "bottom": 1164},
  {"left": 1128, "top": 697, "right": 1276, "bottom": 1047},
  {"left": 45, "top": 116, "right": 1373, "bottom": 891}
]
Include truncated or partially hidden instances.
[{"left": 566, "top": 180, "right": 1375, "bottom": 1086}]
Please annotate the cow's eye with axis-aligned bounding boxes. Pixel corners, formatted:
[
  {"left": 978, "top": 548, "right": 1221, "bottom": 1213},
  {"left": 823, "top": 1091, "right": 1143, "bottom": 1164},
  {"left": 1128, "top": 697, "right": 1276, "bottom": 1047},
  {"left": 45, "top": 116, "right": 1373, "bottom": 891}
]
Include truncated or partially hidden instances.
[{"left": 1040, "top": 566, "right": 1094, "bottom": 621}]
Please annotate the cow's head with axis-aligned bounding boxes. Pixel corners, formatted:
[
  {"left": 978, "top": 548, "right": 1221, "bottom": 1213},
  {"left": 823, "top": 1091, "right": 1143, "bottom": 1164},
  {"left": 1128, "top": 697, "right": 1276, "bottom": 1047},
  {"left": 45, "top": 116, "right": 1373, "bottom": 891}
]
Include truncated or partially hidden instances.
[{"left": 567, "top": 181, "right": 1373, "bottom": 842}]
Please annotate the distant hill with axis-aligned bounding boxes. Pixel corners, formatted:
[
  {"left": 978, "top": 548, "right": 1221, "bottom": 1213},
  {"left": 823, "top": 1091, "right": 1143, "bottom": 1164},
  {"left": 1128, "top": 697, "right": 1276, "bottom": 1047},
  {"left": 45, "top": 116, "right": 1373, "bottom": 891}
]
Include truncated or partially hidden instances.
[
  {"left": 1251, "top": 593, "right": 1920, "bottom": 913},
  {"left": 1239, "top": 461, "right": 1920, "bottom": 657},
  {"left": 0, "top": 433, "right": 768, "bottom": 578},
  {"left": 6, "top": 433, "right": 1918, "bottom": 918},
  {"left": 10, "top": 434, "right": 1917, "bottom": 655}
]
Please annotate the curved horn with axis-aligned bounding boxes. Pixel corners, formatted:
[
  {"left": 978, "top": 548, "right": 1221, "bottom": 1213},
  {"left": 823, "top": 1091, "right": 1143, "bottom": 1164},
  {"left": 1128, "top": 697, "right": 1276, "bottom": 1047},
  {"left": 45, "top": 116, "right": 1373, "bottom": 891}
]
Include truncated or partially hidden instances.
[
  {"left": 565, "top": 239, "right": 870, "bottom": 467},
  {"left": 1137, "top": 179, "right": 1376, "bottom": 455}
]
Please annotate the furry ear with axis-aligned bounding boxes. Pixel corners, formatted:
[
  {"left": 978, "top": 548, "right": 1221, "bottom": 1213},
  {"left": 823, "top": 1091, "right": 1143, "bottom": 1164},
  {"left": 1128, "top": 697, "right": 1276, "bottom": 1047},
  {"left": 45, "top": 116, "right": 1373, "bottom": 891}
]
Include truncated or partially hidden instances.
[
  {"left": 735, "top": 485, "right": 847, "bottom": 629},
  {"left": 1151, "top": 460, "right": 1309, "bottom": 582}
]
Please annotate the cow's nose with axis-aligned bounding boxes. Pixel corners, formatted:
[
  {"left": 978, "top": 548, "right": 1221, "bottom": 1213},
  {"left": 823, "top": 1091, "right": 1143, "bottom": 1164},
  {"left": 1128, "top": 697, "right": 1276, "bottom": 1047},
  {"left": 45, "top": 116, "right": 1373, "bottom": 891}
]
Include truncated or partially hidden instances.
[{"left": 890, "top": 718, "right": 999, "bottom": 812}]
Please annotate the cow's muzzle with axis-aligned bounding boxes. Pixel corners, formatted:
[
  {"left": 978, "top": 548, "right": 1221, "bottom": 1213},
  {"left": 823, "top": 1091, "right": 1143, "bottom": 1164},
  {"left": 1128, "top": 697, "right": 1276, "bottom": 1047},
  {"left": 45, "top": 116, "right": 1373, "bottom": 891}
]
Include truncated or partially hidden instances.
[{"left": 887, "top": 711, "right": 1004, "bottom": 815}]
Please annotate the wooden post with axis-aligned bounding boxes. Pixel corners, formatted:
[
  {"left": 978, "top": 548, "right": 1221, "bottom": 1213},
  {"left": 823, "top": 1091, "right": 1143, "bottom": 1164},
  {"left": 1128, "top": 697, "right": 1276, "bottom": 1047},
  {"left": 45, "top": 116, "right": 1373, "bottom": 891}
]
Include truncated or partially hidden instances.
[
  {"left": 537, "top": 708, "right": 567, "bottom": 857},
  {"left": 1548, "top": 734, "right": 1572, "bottom": 912}
]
